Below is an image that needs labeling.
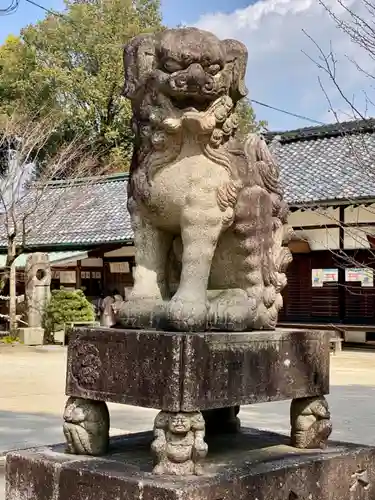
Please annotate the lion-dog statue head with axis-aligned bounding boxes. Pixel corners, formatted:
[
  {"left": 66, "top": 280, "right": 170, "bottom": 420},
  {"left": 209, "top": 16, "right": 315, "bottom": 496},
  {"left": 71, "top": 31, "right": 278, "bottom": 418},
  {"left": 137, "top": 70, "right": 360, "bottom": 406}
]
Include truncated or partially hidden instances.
[{"left": 123, "top": 28, "right": 248, "bottom": 205}]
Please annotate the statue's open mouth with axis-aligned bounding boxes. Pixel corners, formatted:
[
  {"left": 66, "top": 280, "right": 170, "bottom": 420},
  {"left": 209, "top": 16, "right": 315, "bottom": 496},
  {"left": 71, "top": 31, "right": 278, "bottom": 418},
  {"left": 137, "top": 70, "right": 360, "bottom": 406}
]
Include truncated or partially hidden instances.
[{"left": 170, "top": 94, "right": 217, "bottom": 112}]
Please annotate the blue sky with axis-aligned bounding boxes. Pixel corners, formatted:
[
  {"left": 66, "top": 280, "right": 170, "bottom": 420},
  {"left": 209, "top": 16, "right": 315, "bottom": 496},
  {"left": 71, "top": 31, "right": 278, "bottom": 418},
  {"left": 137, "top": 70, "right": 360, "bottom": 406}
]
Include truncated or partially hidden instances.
[
  {"left": 0, "top": 0, "right": 252, "bottom": 42},
  {"left": 161, "top": 0, "right": 252, "bottom": 25},
  {"left": 1, "top": 0, "right": 373, "bottom": 131}
]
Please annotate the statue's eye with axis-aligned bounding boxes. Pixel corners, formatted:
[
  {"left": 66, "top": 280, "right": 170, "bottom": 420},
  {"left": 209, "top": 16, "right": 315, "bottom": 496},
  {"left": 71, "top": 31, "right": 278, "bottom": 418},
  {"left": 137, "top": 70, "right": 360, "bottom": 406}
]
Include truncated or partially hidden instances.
[
  {"left": 207, "top": 64, "right": 221, "bottom": 75},
  {"left": 163, "top": 59, "right": 183, "bottom": 73}
]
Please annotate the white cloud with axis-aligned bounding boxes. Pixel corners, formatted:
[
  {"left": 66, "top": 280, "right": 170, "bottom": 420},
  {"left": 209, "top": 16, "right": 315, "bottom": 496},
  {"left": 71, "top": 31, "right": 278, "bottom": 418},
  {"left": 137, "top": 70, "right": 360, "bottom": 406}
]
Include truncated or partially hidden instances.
[{"left": 195, "top": 0, "right": 374, "bottom": 130}]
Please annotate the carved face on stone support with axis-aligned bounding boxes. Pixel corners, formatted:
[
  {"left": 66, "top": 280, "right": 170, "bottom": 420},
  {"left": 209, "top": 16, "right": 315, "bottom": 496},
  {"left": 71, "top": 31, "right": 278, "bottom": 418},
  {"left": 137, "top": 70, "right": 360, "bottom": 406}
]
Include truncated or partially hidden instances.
[
  {"left": 123, "top": 28, "right": 248, "bottom": 112},
  {"left": 169, "top": 413, "right": 191, "bottom": 434}
]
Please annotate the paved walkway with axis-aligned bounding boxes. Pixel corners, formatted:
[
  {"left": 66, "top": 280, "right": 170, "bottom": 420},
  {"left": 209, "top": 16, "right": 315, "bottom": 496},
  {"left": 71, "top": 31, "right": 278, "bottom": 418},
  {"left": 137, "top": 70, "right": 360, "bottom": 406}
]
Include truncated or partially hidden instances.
[{"left": 1, "top": 345, "right": 375, "bottom": 497}]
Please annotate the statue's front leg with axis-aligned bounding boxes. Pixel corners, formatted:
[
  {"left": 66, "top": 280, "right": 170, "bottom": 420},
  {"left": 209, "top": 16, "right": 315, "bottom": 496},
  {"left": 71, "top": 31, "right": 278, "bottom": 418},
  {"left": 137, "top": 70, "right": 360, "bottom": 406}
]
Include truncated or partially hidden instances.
[
  {"left": 117, "top": 213, "right": 172, "bottom": 328},
  {"left": 166, "top": 203, "right": 224, "bottom": 332}
]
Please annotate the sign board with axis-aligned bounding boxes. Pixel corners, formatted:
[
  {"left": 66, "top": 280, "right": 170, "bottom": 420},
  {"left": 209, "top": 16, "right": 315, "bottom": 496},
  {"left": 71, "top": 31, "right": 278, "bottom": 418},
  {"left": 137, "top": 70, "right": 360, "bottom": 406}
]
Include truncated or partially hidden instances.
[
  {"left": 81, "top": 271, "right": 102, "bottom": 279},
  {"left": 322, "top": 268, "right": 339, "bottom": 283},
  {"left": 59, "top": 270, "right": 76, "bottom": 284},
  {"left": 312, "top": 268, "right": 338, "bottom": 288},
  {"left": 345, "top": 267, "right": 374, "bottom": 287},
  {"left": 312, "top": 269, "right": 323, "bottom": 287},
  {"left": 109, "top": 262, "right": 130, "bottom": 274}
]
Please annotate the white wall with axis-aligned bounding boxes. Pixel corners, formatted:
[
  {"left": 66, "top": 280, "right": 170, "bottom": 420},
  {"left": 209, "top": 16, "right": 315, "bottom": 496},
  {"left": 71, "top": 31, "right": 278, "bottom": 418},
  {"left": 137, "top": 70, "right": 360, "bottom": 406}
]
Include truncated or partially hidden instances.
[
  {"left": 288, "top": 207, "right": 339, "bottom": 227},
  {"left": 81, "top": 258, "right": 103, "bottom": 267},
  {"left": 289, "top": 204, "right": 375, "bottom": 250},
  {"left": 345, "top": 204, "right": 375, "bottom": 223},
  {"left": 104, "top": 246, "right": 135, "bottom": 257}
]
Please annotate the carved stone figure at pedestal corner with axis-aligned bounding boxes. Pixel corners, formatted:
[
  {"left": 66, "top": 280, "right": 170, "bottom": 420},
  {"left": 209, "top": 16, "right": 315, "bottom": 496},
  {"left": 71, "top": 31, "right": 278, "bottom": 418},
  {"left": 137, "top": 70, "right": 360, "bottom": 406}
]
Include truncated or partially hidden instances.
[
  {"left": 290, "top": 396, "right": 332, "bottom": 449},
  {"left": 63, "top": 396, "right": 110, "bottom": 456},
  {"left": 151, "top": 411, "right": 208, "bottom": 475},
  {"left": 25, "top": 252, "right": 51, "bottom": 328},
  {"left": 118, "top": 27, "right": 293, "bottom": 332}
]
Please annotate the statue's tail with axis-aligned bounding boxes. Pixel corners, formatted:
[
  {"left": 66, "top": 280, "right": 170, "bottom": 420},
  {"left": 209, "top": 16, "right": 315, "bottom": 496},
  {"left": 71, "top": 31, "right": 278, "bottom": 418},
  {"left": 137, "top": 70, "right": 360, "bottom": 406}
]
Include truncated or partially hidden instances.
[{"left": 234, "top": 134, "right": 292, "bottom": 329}]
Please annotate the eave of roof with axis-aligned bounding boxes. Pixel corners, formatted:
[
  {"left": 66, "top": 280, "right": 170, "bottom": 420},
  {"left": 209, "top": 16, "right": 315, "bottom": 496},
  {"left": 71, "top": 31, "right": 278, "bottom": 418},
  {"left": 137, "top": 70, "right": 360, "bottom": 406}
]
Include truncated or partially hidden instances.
[
  {"left": 265, "top": 117, "right": 375, "bottom": 144},
  {"left": 0, "top": 240, "right": 134, "bottom": 253},
  {"left": 289, "top": 196, "right": 375, "bottom": 210}
]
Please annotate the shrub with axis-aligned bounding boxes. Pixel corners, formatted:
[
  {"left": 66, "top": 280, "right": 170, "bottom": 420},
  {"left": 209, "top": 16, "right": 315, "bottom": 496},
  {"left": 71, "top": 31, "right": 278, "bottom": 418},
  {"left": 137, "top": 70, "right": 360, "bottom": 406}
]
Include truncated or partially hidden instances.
[{"left": 43, "top": 288, "right": 95, "bottom": 333}]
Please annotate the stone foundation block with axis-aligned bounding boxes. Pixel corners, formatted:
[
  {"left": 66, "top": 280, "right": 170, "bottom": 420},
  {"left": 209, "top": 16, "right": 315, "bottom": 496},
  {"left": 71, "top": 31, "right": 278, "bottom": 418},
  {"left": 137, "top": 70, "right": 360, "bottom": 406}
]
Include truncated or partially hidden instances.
[
  {"left": 18, "top": 327, "right": 44, "bottom": 346},
  {"left": 6, "top": 429, "right": 375, "bottom": 500}
]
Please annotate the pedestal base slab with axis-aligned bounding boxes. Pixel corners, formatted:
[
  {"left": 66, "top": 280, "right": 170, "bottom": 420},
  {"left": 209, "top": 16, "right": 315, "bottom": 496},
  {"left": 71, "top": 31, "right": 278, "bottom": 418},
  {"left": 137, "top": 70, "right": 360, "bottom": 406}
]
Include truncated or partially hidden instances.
[{"left": 6, "top": 429, "right": 375, "bottom": 500}]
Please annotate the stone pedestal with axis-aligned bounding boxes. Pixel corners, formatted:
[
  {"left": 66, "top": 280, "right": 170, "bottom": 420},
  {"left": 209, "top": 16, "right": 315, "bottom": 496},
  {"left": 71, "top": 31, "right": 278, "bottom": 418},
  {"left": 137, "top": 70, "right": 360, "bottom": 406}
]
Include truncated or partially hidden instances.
[
  {"left": 62, "top": 327, "right": 332, "bottom": 475},
  {"left": 6, "top": 430, "right": 375, "bottom": 500},
  {"left": 66, "top": 327, "right": 330, "bottom": 410},
  {"left": 18, "top": 327, "right": 44, "bottom": 346},
  {"left": 7, "top": 327, "right": 349, "bottom": 498}
]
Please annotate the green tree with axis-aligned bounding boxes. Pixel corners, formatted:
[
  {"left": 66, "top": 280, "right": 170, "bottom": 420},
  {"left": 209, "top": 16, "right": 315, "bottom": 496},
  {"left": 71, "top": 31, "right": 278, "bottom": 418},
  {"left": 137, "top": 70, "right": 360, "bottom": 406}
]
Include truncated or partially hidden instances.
[
  {"left": 236, "top": 97, "right": 268, "bottom": 139},
  {"left": 0, "top": 0, "right": 162, "bottom": 171},
  {"left": 0, "top": 35, "right": 41, "bottom": 114},
  {"left": 44, "top": 288, "right": 95, "bottom": 334}
]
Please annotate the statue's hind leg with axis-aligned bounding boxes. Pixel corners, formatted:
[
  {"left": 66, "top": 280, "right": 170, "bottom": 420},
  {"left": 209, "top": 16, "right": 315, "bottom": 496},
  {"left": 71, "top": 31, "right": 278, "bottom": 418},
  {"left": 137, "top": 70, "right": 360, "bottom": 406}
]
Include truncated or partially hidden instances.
[{"left": 117, "top": 213, "right": 172, "bottom": 328}]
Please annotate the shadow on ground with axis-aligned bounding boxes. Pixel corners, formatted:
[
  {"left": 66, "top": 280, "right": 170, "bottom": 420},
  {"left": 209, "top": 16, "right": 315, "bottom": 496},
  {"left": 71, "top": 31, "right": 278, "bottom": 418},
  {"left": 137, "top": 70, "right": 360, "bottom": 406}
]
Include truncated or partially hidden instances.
[{"left": 0, "top": 411, "right": 64, "bottom": 454}]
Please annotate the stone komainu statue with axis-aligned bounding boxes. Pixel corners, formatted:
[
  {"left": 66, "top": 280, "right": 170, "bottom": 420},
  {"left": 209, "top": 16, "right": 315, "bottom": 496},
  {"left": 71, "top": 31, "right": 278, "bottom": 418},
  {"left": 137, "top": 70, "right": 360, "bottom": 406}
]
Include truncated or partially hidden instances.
[{"left": 119, "top": 27, "right": 292, "bottom": 332}]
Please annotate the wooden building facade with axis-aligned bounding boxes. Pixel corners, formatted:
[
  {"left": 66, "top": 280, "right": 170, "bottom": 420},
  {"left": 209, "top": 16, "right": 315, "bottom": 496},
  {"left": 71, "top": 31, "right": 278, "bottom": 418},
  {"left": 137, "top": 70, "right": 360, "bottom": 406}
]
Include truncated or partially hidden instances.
[{"left": 269, "top": 119, "right": 375, "bottom": 340}]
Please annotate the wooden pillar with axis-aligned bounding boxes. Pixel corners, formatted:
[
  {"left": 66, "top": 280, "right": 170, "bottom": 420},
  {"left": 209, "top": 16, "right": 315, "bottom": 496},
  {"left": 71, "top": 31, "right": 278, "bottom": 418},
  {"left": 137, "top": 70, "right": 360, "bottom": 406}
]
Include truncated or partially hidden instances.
[
  {"left": 76, "top": 260, "right": 82, "bottom": 289},
  {"left": 338, "top": 206, "right": 345, "bottom": 323},
  {"left": 9, "top": 259, "right": 17, "bottom": 336}
]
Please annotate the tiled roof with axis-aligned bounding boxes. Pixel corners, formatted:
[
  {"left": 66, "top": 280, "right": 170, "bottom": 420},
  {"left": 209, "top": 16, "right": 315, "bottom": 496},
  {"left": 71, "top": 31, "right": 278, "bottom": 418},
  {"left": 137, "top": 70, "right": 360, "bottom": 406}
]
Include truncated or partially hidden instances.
[
  {"left": 0, "top": 174, "right": 132, "bottom": 249},
  {"left": 266, "top": 119, "right": 375, "bottom": 206}
]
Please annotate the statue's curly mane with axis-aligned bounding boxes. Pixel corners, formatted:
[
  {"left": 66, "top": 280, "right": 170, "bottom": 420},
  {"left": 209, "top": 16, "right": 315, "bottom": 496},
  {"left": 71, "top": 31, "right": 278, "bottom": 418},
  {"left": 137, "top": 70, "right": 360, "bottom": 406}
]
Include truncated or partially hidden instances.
[{"left": 236, "top": 134, "right": 292, "bottom": 327}]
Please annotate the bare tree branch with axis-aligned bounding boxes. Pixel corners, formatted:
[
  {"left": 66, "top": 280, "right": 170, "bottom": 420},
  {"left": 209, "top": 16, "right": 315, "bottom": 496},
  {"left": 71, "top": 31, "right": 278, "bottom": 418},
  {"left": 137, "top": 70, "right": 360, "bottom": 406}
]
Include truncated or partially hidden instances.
[
  {"left": 0, "top": 112, "right": 112, "bottom": 333},
  {"left": 299, "top": 0, "right": 375, "bottom": 287}
]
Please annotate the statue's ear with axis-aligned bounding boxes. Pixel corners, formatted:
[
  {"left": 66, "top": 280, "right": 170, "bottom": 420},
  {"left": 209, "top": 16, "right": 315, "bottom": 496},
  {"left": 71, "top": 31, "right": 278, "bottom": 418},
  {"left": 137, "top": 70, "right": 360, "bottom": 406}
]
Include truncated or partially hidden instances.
[
  {"left": 222, "top": 39, "right": 248, "bottom": 102},
  {"left": 123, "top": 33, "right": 157, "bottom": 99}
]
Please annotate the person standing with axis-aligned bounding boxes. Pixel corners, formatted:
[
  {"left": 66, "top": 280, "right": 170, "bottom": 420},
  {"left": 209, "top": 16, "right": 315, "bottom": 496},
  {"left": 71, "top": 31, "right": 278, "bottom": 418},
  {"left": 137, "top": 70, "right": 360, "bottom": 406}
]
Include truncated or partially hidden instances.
[{"left": 100, "top": 291, "right": 115, "bottom": 327}]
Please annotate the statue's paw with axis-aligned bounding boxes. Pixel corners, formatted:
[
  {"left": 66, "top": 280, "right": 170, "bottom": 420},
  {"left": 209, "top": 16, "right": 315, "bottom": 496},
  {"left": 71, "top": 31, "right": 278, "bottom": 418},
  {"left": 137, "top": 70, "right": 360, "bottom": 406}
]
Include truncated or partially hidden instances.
[
  {"left": 116, "top": 298, "right": 164, "bottom": 329},
  {"left": 165, "top": 297, "right": 208, "bottom": 332},
  {"left": 208, "top": 289, "right": 256, "bottom": 331}
]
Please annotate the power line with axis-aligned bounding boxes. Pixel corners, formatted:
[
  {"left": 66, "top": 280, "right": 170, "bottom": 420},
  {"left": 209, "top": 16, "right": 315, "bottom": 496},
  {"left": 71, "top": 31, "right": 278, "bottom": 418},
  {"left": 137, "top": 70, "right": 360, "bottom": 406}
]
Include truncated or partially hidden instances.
[
  {"left": 0, "top": 0, "right": 20, "bottom": 15},
  {"left": 9, "top": 0, "right": 325, "bottom": 127},
  {"left": 25, "top": 0, "right": 77, "bottom": 24},
  {"left": 251, "top": 99, "right": 325, "bottom": 125},
  {"left": 1, "top": 0, "right": 76, "bottom": 24}
]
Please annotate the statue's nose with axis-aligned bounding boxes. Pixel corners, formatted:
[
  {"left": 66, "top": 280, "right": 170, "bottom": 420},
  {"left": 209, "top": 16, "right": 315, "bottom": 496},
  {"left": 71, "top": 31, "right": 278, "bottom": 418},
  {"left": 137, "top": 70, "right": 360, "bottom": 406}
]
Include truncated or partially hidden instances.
[{"left": 186, "top": 63, "right": 212, "bottom": 88}]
